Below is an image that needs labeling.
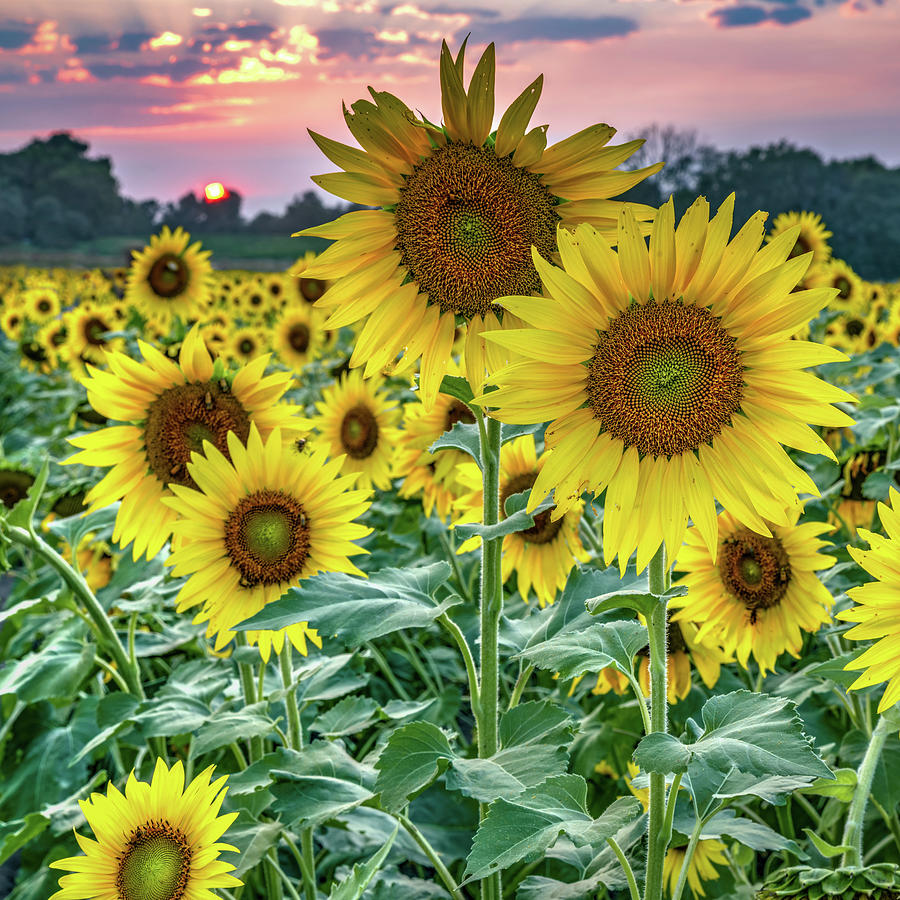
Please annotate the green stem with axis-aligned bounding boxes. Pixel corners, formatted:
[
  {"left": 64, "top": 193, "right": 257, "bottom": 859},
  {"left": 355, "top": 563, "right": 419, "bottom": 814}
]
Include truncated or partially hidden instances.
[
  {"left": 439, "top": 612, "right": 480, "bottom": 714},
  {"left": 842, "top": 713, "right": 892, "bottom": 866},
  {"left": 671, "top": 817, "right": 704, "bottom": 900},
  {"left": 300, "top": 830, "right": 317, "bottom": 900},
  {"left": 235, "top": 633, "right": 264, "bottom": 764},
  {"left": 397, "top": 813, "right": 465, "bottom": 900},
  {"left": 626, "top": 672, "right": 652, "bottom": 736},
  {"left": 507, "top": 664, "right": 533, "bottom": 711},
  {"left": 5, "top": 525, "right": 143, "bottom": 697},
  {"left": 399, "top": 630, "right": 440, "bottom": 695},
  {"left": 366, "top": 641, "right": 411, "bottom": 701},
  {"left": 478, "top": 413, "right": 503, "bottom": 900},
  {"left": 269, "top": 852, "right": 301, "bottom": 900},
  {"left": 643, "top": 543, "right": 670, "bottom": 900},
  {"left": 870, "top": 797, "right": 900, "bottom": 859},
  {"left": 608, "top": 837, "right": 641, "bottom": 900},
  {"left": 93, "top": 655, "right": 130, "bottom": 693},
  {"left": 282, "top": 832, "right": 315, "bottom": 896},
  {"left": 438, "top": 528, "right": 474, "bottom": 604}
]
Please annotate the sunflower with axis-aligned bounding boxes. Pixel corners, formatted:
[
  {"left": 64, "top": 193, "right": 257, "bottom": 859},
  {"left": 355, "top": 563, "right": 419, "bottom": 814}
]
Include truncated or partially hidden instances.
[
  {"left": 288, "top": 251, "right": 331, "bottom": 307},
  {"left": 22, "top": 283, "right": 61, "bottom": 323},
  {"left": 0, "top": 306, "right": 24, "bottom": 341},
  {"left": 162, "top": 424, "right": 371, "bottom": 650},
  {"left": 396, "top": 364, "right": 476, "bottom": 519},
  {"left": 663, "top": 839, "right": 729, "bottom": 898},
  {"left": 766, "top": 211, "right": 831, "bottom": 281},
  {"left": 238, "top": 277, "right": 271, "bottom": 320},
  {"left": 311, "top": 368, "right": 399, "bottom": 491},
  {"left": 49, "top": 757, "right": 241, "bottom": 900},
  {"left": 126, "top": 226, "right": 213, "bottom": 327},
  {"left": 456, "top": 434, "right": 590, "bottom": 606},
  {"left": 227, "top": 326, "right": 267, "bottom": 365},
  {"left": 833, "top": 448, "right": 893, "bottom": 536},
  {"left": 824, "top": 308, "right": 877, "bottom": 355},
  {"left": 811, "top": 259, "right": 865, "bottom": 314},
  {"left": 669, "top": 507, "right": 835, "bottom": 674},
  {"left": 252, "top": 623, "right": 324, "bottom": 664},
  {"left": 62, "top": 302, "right": 125, "bottom": 367},
  {"left": 837, "top": 487, "right": 900, "bottom": 712},
  {"left": 0, "top": 466, "right": 35, "bottom": 509},
  {"left": 297, "top": 39, "right": 661, "bottom": 406},
  {"left": 478, "top": 195, "right": 855, "bottom": 572},
  {"left": 273, "top": 305, "right": 324, "bottom": 371},
  {"left": 65, "top": 326, "right": 303, "bottom": 560},
  {"left": 36, "top": 318, "right": 69, "bottom": 369}
]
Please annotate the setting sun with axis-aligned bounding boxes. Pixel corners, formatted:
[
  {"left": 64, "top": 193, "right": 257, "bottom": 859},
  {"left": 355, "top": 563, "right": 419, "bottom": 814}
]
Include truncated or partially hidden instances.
[{"left": 204, "top": 181, "right": 227, "bottom": 201}]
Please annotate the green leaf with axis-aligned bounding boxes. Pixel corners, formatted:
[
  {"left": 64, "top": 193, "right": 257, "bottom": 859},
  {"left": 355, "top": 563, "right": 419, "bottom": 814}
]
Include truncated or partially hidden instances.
[
  {"left": 297, "top": 653, "right": 369, "bottom": 703},
  {"left": 454, "top": 495, "right": 554, "bottom": 543},
  {"left": 443, "top": 758, "right": 528, "bottom": 803},
  {"left": 0, "top": 638, "right": 94, "bottom": 702},
  {"left": 438, "top": 374, "right": 475, "bottom": 407},
  {"left": 500, "top": 423, "right": 543, "bottom": 446},
  {"left": 0, "top": 813, "right": 49, "bottom": 865},
  {"left": 586, "top": 584, "right": 687, "bottom": 619},
  {"left": 680, "top": 808, "right": 806, "bottom": 857},
  {"left": 517, "top": 619, "right": 647, "bottom": 681},
  {"left": 802, "top": 827, "right": 853, "bottom": 859},
  {"left": 805, "top": 653, "right": 863, "bottom": 689},
  {"left": 463, "top": 778, "right": 641, "bottom": 882},
  {"left": 235, "top": 562, "right": 458, "bottom": 643},
  {"left": 429, "top": 421, "right": 482, "bottom": 469},
  {"left": 131, "top": 694, "right": 210, "bottom": 738},
  {"left": 219, "top": 817, "right": 283, "bottom": 877},
  {"left": 797, "top": 768, "right": 856, "bottom": 802},
  {"left": 70, "top": 693, "right": 140, "bottom": 766},
  {"left": 499, "top": 700, "right": 574, "bottom": 750},
  {"left": 5, "top": 458, "right": 49, "bottom": 529},
  {"left": 311, "top": 696, "right": 380, "bottom": 738},
  {"left": 192, "top": 703, "right": 274, "bottom": 755},
  {"left": 327, "top": 825, "right": 399, "bottom": 900},
  {"left": 375, "top": 722, "right": 454, "bottom": 812},
  {"left": 634, "top": 732, "right": 691, "bottom": 776}
]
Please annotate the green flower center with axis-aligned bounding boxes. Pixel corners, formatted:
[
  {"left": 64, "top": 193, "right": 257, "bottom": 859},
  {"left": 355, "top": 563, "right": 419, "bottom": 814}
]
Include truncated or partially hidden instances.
[
  {"left": 720, "top": 530, "right": 792, "bottom": 618},
  {"left": 148, "top": 253, "right": 190, "bottom": 299},
  {"left": 340, "top": 405, "right": 379, "bottom": 460},
  {"left": 224, "top": 489, "right": 311, "bottom": 586},
  {"left": 144, "top": 381, "right": 251, "bottom": 489},
  {"left": 116, "top": 821, "right": 191, "bottom": 900},
  {"left": 394, "top": 142, "right": 559, "bottom": 319},
  {"left": 586, "top": 301, "right": 744, "bottom": 458}
]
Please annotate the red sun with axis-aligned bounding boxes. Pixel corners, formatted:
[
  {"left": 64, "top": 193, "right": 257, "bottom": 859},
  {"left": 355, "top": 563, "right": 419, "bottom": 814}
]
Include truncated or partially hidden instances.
[{"left": 204, "top": 181, "right": 227, "bottom": 202}]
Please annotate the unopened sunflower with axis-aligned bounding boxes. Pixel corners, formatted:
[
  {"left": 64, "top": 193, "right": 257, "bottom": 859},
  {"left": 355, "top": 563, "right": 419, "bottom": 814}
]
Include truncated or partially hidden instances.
[
  {"left": 311, "top": 368, "right": 399, "bottom": 491},
  {"left": 456, "top": 434, "right": 589, "bottom": 606},
  {"left": 838, "top": 487, "right": 900, "bottom": 712},
  {"left": 65, "top": 326, "right": 303, "bottom": 560},
  {"left": 670, "top": 508, "right": 835, "bottom": 674},
  {"left": 298, "top": 40, "right": 661, "bottom": 405},
  {"left": 126, "top": 225, "right": 213, "bottom": 327},
  {"left": 162, "top": 425, "right": 371, "bottom": 650},
  {"left": 479, "top": 195, "right": 854, "bottom": 571},
  {"left": 49, "top": 758, "right": 241, "bottom": 900}
]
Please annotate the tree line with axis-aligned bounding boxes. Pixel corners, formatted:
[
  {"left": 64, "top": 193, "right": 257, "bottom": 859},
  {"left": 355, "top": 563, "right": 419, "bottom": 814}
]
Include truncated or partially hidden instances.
[{"left": 1, "top": 129, "right": 897, "bottom": 280}]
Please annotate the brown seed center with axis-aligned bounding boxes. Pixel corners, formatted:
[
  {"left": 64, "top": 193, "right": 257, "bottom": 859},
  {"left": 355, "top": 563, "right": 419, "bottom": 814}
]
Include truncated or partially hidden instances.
[
  {"left": 340, "top": 404, "right": 379, "bottom": 459},
  {"left": 299, "top": 277, "right": 326, "bottom": 303},
  {"left": 719, "top": 530, "right": 792, "bottom": 615},
  {"left": 143, "top": 381, "right": 251, "bottom": 488},
  {"left": 586, "top": 301, "right": 744, "bottom": 458},
  {"left": 288, "top": 322, "right": 311, "bottom": 353},
  {"left": 148, "top": 253, "right": 190, "bottom": 299}
]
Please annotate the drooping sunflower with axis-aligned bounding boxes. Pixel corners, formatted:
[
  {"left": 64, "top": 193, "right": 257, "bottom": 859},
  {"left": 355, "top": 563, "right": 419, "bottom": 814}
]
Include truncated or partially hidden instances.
[
  {"left": 479, "top": 195, "right": 855, "bottom": 571},
  {"left": 837, "top": 487, "right": 900, "bottom": 712},
  {"left": 669, "top": 507, "right": 835, "bottom": 674},
  {"left": 273, "top": 305, "right": 324, "bottom": 371},
  {"left": 311, "top": 368, "right": 400, "bottom": 492},
  {"left": 456, "top": 434, "right": 590, "bottom": 606},
  {"left": 126, "top": 226, "right": 213, "bottom": 327},
  {"left": 162, "top": 425, "right": 371, "bottom": 650},
  {"left": 663, "top": 839, "right": 729, "bottom": 899},
  {"left": 65, "top": 326, "right": 303, "bottom": 560},
  {"left": 49, "top": 757, "right": 241, "bottom": 900},
  {"left": 298, "top": 40, "right": 662, "bottom": 406}
]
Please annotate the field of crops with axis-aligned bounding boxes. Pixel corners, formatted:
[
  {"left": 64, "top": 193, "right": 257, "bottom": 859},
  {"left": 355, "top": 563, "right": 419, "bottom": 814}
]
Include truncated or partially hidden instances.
[{"left": 2, "top": 39, "right": 900, "bottom": 900}]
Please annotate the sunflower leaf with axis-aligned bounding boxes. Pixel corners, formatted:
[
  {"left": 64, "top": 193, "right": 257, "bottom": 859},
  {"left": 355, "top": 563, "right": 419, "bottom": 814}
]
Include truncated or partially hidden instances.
[
  {"left": 586, "top": 584, "right": 687, "bottom": 619},
  {"left": 375, "top": 721, "right": 455, "bottom": 812},
  {"left": 5, "top": 458, "right": 48, "bottom": 530},
  {"left": 328, "top": 824, "right": 399, "bottom": 900},
  {"left": 192, "top": 702, "right": 275, "bottom": 755},
  {"left": 235, "top": 562, "right": 458, "bottom": 644},
  {"left": 437, "top": 374, "right": 475, "bottom": 407},
  {"left": 0, "top": 637, "right": 94, "bottom": 703},
  {"left": 454, "top": 495, "right": 555, "bottom": 543},
  {"left": 462, "top": 781, "right": 641, "bottom": 883},
  {"left": 516, "top": 619, "right": 648, "bottom": 681},
  {"left": 311, "top": 695, "right": 380, "bottom": 738},
  {"left": 429, "top": 421, "right": 482, "bottom": 470}
]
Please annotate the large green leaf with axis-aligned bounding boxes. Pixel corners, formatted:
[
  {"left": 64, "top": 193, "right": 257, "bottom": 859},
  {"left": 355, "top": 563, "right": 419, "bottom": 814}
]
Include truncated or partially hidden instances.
[
  {"left": 192, "top": 703, "right": 274, "bottom": 754},
  {"left": 636, "top": 691, "right": 832, "bottom": 818},
  {"left": 234, "top": 562, "right": 458, "bottom": 643},
  {"left": 0, "top": 638, "right": 94, "bottom": 702},
  {"left": 311, "top": 695, "right": 380, "bottom": 738},
  {"left": 0, "top": 814, "right": 49, "bottom": 866},
  {"left": 463, "top": 778, "right": 641, "bottom": 882},
  {"left": 516, "top": 619, "right": 647, "bottom": 681},
  {"left": 429, "top": 421, "right": 481, "bottom": 469},
  {"left": 454, "top": 494, "right": 554, "bottom": 543},
  {"left": 676, "top": 807, "right": 806, "bottom": 857},
  {"left": 131, "top": 694, "right": 210, "bottom": 739},
  {"left": 374, "top": 722, "right": 454, "bottom": 812}
]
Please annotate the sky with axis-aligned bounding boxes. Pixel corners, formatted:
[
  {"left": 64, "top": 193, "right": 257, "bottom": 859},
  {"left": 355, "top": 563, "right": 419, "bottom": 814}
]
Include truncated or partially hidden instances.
[{"left": 0, "top": 0, "right": 897, "bottom": 216}]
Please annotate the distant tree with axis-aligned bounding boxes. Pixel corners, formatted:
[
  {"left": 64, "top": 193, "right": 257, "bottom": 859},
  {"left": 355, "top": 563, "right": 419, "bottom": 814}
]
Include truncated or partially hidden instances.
[
  {"left": 161, "top": 189, "right": 244, "bottom": 233},
  {"left": 0, "top": 180, "right": 26, "bottom": 243}
]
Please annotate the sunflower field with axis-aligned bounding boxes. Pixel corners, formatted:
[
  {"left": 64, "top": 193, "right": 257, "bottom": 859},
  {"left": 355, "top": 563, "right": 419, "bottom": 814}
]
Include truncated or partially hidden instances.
[{"left": 2, "top": 39, "right": 900, "bottom": 900}]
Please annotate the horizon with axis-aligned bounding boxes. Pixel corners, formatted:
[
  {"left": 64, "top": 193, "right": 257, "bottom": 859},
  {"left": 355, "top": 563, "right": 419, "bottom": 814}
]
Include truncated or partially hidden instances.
[{"left": 1, "top": 0, "right": 897, "bottom": 216}]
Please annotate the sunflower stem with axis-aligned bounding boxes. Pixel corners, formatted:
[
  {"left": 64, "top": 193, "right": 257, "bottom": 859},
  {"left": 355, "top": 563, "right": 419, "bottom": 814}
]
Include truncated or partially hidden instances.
[
  {"left": 300, "top": 829, "right": 317, "bottom": 900},
  {"left": 478, "top": 413, "right": 503, "bottom": 900},
  {"left": 439, "top": 612, "right": 480, "bottom": 712},
  {"left": 841, "top": 711, "right": 892, "bottom": 866},
  {"left": 235, "top": 633, "right": 264, "bottom": 763},
  {"left": 397, "top": 812, "right": 465, "bottom": 900},
  {"left": 4, "top": 525, "right": 145, "bottom": 698},
  {"left": 670, "top": 814, "right": 705, "bottom": 900},
  {"left": 607, "top": 836, "right": 641, "bottom": 900},
  {"left": 643, "top": 542, "right": 670, "bottom": 900},
  {"left": 507, "top": 663, "right": 533, "bottom": 711}
]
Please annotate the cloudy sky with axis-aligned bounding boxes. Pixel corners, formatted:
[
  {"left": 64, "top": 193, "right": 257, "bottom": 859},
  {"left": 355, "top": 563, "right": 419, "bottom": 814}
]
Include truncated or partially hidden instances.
[{"left": 0, "top": 0, "right": 896, "bottom": 215}]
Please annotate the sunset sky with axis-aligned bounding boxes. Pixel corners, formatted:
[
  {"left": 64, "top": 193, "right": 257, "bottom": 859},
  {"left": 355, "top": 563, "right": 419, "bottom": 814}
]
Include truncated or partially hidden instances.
[{"left": 0, "top": 0, "right": 897, "bottom": 215}]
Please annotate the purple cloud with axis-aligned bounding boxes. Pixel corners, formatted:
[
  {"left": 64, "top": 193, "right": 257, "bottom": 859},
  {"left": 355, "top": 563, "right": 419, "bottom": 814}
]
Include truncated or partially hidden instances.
[{"left": 0, "top": 21, "right": 34, "bottom": 50}]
